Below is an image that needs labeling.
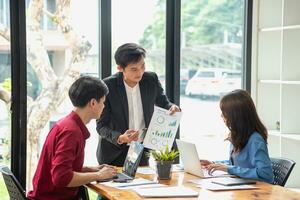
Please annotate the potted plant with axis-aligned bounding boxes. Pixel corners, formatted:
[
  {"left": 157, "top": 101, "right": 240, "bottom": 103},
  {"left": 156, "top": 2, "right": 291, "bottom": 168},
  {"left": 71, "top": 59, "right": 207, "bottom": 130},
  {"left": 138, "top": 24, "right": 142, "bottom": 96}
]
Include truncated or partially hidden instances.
[{"left": 150, "top": 146, "right": 179, "bottom": 180}]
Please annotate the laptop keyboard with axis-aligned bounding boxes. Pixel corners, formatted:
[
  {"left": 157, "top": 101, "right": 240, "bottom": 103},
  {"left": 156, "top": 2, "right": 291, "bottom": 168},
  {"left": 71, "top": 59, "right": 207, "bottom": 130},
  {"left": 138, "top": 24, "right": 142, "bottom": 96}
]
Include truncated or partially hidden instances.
[
  {"left": 115, "top": 173, "right": 132, "bottom": 180},
  {"left": 203, "top": 169, "right": 214, "bottom": 177}
]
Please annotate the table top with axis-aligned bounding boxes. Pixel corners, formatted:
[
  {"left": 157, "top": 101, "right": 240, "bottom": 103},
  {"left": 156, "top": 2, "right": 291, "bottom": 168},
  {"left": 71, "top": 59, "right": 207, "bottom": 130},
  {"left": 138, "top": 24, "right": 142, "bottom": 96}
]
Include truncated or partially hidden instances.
[{"left": 87, "top": 170, "right": 300, "bottom": 200}]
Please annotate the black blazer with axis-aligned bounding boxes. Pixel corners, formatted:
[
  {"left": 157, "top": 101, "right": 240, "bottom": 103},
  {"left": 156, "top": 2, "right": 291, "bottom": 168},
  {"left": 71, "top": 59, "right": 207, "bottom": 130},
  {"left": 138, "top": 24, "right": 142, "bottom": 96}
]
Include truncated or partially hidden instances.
[{"left": 96, "top": 72, "right": 173, "bottom": 166}]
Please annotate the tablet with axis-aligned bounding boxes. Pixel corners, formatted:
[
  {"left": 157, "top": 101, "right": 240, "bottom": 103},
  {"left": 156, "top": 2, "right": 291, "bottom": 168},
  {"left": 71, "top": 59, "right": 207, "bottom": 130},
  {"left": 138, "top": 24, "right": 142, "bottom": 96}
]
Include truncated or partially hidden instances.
[{"left": 211, "top": 177, "right": 256, "bottom": 186}]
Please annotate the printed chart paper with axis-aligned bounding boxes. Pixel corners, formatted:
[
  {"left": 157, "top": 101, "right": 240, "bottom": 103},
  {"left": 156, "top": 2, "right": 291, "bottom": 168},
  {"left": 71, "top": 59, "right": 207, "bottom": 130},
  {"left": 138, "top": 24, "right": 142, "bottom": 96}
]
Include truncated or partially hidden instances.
[{"left": 143, "top": 106, "right": 182, "bottom": 151}]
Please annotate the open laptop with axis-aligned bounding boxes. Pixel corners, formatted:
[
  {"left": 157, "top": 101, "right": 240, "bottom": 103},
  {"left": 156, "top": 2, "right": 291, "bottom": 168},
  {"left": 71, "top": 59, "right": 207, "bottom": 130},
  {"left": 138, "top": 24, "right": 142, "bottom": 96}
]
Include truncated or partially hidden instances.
[
  {"left": 113, "top": 141, "right": 144, "bottom": 182},
  {"left": 176, "top": 139, "right": 229, "bottom": 178}
]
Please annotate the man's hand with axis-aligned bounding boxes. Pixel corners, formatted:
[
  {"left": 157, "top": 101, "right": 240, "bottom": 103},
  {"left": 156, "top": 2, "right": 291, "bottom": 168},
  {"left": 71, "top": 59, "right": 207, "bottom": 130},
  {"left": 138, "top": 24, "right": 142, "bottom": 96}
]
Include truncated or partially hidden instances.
[
  {"left": 82, "top": 164, "right": 115, "bottom": 172},
  {"left": 97, "top": 164, "right": 115, "bottom": 170},
  {"left": 96, "top": 166, "right": 117, "bottom": 181},
  {"left": 94, "top": 164, "right": 115, "bottom": 172},
  {"left": 168, "top": 105, "right": 181, "bottom": 115},
  {"left": 117, "top": 129, "right": 139, "bottom": 144}
]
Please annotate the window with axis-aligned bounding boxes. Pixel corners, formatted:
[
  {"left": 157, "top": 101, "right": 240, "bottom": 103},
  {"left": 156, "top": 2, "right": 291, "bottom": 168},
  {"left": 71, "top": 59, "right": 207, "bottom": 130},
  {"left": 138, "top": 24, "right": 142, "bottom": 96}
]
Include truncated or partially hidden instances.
[
  {"left": 111, "top": 0, "right": 166, "bottom": 89},
  {"left": 180, "top": 0, "right": 245, "bottom": 161},
  {"left": 0, "top": 0, "right": 9, "bottom": 26},
  {"left": 40, "top": 0, "right": 57, "bottom": 30},
  {"left": 0, "top": 1, "right": 11, "bottom": 199},
  {"left": 25, "top": 0, "right": 100, "bottom": 189}
]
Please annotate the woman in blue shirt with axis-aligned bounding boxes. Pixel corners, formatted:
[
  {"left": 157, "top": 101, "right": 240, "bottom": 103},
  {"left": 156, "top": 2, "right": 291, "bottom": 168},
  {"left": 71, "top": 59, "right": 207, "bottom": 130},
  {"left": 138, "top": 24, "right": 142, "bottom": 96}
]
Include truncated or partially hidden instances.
[{"left": 201, "top": 89, "right": 274, "bottom": 183}]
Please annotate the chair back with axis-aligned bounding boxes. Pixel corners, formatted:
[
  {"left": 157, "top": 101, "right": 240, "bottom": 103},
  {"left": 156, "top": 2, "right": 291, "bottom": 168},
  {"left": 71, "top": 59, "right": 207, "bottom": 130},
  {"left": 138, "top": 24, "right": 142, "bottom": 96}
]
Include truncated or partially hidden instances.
[
  {"left": 0, "top": 166, "right": 27, "bottom": 200},
  {"left": 271, "top": 157, "right": 296, "bottom": 186}
]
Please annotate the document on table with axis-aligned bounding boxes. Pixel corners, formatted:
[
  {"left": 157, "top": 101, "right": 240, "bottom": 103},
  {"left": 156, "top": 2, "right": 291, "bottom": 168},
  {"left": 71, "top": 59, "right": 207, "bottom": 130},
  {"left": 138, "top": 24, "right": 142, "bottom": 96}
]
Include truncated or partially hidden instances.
[
  {"left": 133, "top": 186, "right": 199, "bottom": 197},
  {"left": 100, "top": 178, "right": 157, "bottom": 189},
  {"left": 143, "top": 106, "right": 182, "bottom": 151},
  {"left": 117, "top": 183, "right": 166, "bottom": 190},
  {"left": 189, "top": 178, "right": 258, "bottom": 191}
]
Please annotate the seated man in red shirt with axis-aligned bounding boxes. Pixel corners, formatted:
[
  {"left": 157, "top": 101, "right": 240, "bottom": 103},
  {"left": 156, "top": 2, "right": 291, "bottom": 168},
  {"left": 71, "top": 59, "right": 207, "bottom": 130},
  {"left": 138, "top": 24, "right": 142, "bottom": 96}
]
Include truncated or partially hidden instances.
[{"left": 28, "top": 76, "right": 117, "bottom": 200}]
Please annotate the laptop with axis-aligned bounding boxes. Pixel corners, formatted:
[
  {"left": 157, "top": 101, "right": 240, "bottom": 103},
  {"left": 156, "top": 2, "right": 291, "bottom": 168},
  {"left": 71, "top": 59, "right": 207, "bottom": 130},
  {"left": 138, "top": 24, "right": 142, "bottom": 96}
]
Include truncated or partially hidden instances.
[
  {"left": 176, "top": 139, "right": 229, "bottom": 178},
  {"left": 113, "top": 141, "right": 144, "bottom": 182}
]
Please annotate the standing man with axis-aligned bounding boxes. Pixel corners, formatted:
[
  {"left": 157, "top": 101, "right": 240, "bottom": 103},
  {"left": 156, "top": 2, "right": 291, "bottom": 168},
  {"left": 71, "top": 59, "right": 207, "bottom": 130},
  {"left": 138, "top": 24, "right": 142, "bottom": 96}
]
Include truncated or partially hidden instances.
[
  {"left": 28, "top": 76, "right": 117, "bottom": 200},
  {"left": 96, "top": 43, "right": 181, "bottom": 167}
]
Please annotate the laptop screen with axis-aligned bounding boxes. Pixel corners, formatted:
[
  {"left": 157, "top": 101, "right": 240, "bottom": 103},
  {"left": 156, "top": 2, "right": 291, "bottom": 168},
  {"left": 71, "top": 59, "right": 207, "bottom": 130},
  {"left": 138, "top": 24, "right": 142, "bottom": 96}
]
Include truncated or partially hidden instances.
[{"left": 123, "top": 141, "right": 144, "bottom": 177}]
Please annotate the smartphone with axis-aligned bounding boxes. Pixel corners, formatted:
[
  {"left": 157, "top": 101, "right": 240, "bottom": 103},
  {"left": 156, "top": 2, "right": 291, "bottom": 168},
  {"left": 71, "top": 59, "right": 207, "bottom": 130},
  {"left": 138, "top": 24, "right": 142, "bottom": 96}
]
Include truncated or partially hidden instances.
[{"left": 137, "top": 128, "right": 147, "bottom": 143}]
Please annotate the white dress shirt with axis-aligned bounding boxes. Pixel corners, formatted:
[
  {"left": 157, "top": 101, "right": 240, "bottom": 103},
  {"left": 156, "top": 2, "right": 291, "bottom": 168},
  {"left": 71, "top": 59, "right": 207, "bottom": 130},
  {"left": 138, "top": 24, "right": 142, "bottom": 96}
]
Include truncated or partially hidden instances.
[{"left": 124, "top": 81, "right": 145, "bottom": 131}]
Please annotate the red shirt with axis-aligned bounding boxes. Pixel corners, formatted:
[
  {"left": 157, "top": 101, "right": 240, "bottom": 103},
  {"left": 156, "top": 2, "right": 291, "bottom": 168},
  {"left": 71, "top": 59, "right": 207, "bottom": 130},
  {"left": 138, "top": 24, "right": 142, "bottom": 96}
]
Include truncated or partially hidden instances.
[{"left": 27, "top": 111, "right": 90, "bottom": 200}]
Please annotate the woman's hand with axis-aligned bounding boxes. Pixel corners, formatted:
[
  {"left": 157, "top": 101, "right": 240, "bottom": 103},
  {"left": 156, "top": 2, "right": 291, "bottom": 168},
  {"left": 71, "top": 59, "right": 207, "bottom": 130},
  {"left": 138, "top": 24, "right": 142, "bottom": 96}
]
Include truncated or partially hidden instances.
[
  {"left": 200, "top": 159, "right": 213, "bottom": 167},
  {"left": 206, "top": 163, "right": 228, "bottom": 175}
]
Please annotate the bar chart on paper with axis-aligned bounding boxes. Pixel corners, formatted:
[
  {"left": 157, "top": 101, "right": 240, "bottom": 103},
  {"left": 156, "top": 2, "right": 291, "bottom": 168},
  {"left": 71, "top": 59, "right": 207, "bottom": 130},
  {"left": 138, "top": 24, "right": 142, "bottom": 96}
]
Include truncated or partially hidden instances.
[{"left": 143, "top": 106, "right": 182, "bottom": 151}]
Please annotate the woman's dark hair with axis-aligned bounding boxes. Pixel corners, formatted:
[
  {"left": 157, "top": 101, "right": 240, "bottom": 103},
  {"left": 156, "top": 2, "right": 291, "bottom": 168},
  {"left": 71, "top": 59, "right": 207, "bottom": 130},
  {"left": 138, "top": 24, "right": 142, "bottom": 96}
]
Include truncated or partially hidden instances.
[
  {"left": 114, "top": 43, "right": 146, "bottom": 68},
  {"left": 69, "top": 76, "right": 109, "bottom": 108},
  {"left": 220, "top": 89, "right": 267, "bottom": 152}
]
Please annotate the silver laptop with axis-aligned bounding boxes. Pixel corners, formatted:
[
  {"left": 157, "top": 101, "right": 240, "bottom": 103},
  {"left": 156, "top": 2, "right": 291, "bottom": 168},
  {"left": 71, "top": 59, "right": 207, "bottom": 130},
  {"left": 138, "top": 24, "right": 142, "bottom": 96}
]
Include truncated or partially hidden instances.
[
  {"left": 176, "top": 139, "right": 229, "bottom": 178},
  {"left": 113, "top": 141, "right": 144, "bottom": 182}
]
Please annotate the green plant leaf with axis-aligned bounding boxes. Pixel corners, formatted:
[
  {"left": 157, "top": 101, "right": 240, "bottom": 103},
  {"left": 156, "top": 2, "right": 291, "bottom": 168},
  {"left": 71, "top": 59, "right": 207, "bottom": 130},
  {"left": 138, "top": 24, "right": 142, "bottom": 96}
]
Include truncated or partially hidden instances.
[{"left": 150, "top": 145, "right": 179, "bottom": 161}]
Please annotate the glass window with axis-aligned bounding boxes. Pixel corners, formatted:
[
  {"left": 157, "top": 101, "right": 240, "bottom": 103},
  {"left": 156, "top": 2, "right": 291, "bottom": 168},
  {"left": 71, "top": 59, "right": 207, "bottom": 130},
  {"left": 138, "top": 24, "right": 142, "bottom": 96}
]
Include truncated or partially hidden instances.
[
  {"left": 26, "top": 0, "right": 100, "bottom": 190},
  {"left": 111, "top": 0, "right": 166, "bottom": 89},
  {"left": 0, "top": 0, "right": 9, "bottom": 26},
  {"left": 180, "top": 0, "right": 244, "bottom": 161},
  {"left": 46, "top": 0, "right": 56, "bottom": 30},
  {"left": 0, "top": 0, "right": 11, "bottom": 199}
]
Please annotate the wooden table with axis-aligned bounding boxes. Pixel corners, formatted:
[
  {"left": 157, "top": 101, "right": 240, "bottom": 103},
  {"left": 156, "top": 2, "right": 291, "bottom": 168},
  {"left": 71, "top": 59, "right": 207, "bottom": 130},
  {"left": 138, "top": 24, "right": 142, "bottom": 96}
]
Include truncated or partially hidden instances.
[{"left": 87, "top": 170, "right": 300, "bottom": 200}]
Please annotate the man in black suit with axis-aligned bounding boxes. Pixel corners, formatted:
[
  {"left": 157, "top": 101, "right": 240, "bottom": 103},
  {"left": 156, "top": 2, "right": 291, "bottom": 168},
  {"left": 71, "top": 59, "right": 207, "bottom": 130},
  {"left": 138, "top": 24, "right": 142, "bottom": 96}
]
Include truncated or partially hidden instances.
[{"left": 96, "top": 43, "right": 181, "bottom": 166}]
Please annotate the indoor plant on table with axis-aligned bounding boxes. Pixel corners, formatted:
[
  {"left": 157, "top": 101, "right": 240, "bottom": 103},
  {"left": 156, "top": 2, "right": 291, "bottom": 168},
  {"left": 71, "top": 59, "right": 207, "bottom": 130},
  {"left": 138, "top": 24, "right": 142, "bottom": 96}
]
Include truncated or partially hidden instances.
[{"left": 150, "top": 146, "right": 179, "bottom": 180}]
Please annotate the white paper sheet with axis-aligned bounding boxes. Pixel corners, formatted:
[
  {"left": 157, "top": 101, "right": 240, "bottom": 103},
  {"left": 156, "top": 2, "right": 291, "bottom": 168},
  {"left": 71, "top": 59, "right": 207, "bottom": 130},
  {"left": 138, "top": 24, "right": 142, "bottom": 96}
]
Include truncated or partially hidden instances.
[
  {"left": 100, "top": 178, "right": 157, "bottom": 189},
  {"left": 133, "top": 186, "right": 198, "bottom": 197},
  {"left": 143, "top": 106, "right": 182, "bottom": 151}
]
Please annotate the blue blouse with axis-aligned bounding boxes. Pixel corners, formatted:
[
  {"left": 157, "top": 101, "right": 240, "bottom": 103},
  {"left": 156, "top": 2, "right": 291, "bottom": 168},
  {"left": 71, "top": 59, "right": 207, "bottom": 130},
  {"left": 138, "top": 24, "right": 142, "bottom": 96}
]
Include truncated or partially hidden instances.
[{"left": 218, "top": 132, "right": 274, "bottom": 184}]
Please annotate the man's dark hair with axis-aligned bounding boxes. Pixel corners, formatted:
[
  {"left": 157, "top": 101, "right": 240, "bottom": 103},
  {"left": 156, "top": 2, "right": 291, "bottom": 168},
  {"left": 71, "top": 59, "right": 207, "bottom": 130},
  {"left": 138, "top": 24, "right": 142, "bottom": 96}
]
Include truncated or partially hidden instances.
[
  {"left": 69, "top": 76, "right": 109, "bottom": 108},
  {"left": 114, "top": 43, "right": 146, "bottom": 68}
]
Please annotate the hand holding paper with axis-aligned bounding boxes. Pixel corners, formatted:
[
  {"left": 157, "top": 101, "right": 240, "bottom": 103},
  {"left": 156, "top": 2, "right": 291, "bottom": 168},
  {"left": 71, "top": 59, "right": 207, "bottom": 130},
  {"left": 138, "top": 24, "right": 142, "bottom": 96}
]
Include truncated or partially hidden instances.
[
  {"left": 143, "top": 106, "right": 182, "bottom": 151},
  {"left": 168, "top": 105, "right": 181, "bottom": 115}
]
